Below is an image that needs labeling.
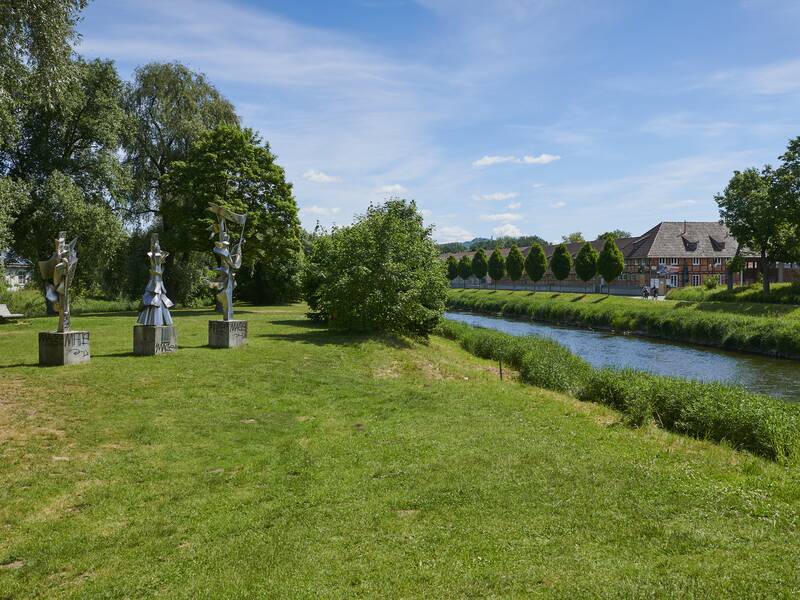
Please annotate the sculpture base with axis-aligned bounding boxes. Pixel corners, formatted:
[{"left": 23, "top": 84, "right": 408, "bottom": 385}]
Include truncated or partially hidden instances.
[
  {"left": 208, "top": 319, "right": 247, "bottom": 348},
  {"left": 38, "top": 331, "right": 90, "bottom": 366},
  {"left": 134, "top": 325, "right": 177, "bottom": 356}
]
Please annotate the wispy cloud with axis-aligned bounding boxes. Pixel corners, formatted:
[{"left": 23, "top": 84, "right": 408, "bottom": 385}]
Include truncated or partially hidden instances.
[
  {"left": 507, "top": 201, "right": 521, "bottom": 209},
  {"left": 473, "top": 154, "right": 560, "bottom": 167},
  {"left": 379, "top": 183, "right": 408, "bottom": 193},
  {"left": 303, "top": 169, "right": 342, "bottom": 183},
  {"left": 708, "top": 58, "right": 800, "bottom": 95},
  {"left": 493, "top": 223, "right": 522, "bottom": 237},
  {"left": 300, "top": 205, "right": 341, "bottom": 217},
  {"left": 549, "top": 201, "right": 567, "bottom": 208},
  {"left": 435, "top": 225, "right": 472, "bottom": 243},
  {"left": 480, "top": 212, "right": 522, "bottom": 222},
  {"left": 475, "top": 191, "right": 518, "bottom": 201},
  {"left": 642, "top": 112, "right": 736, "bottom": 137}
]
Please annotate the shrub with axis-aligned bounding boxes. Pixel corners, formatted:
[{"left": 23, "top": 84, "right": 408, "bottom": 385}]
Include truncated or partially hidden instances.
[
  {"left": 302, "top": 199, "right": 448, "bottom": 337},
  {"left": 704, "top": 275, "right": 720, "bottom": 290}
]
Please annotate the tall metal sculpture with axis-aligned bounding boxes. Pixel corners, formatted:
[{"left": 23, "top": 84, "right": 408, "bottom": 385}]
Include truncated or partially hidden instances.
[
  {"left": 138, "top": 234, "right": 174, "bottom": 326},
  {"left": 207, "top": 203, "right": 249, "bottom": 348},
  {"left": 38, "top": 231, "right": 78, "bottom": 333},
  {"left": 133, "top": 233, "right": 178, "bottom": 355},
  {"left": 37, "top": 232, "right": 90, "bottom": 365},
  {"left": 207, "top": 203, "right": 246, "bottom": 321}
]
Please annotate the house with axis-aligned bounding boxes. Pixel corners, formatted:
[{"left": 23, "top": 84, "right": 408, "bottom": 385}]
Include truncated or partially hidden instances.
[
  {"left": 442, "top": 221, "right": 754, "bottom": 293},
  {"left": 1, "top": 251, "right": 33, "bottom": 291}
]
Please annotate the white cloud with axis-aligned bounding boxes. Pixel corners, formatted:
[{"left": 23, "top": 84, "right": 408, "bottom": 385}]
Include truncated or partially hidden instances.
[
  {"left": 549, "top": 201, "right": 567, "bottom": 208},
  {"left": 303, "top": 169, "right": 342, "bottom": 183},
  {"left": 476, "top": 191, "right": 518, "bottom": 201},
  {"left": 379, "top": 183, "right": 408, "bottom": 194},
  {"left": 507, "top": 201, "right": 521, "bottom": 209},
  {"left": 472, "top": 155, "right": 518, "bottom": 167},
  {"left": 642, "top": 112, "right": 735, "bottom": 137},
  {"left": 420, "top": 208, "right": 433, "bottom": 217},
  {"left": 473, "top": 154, "right": 560, "bottom": 167},
  {"left": 435, "top": 225, "right": 472, "bottom": 243},
  {"left": 300, "top": 205, "right": 341, "bottom": 217},
  {"left": 493, "top": 223, "right": 522, "bottom": 237},
  {"left": 480, "top": 212, "right": 522, "bottom": 222},
  {"left": 709, "top": 59, "right": 800, "bottom": 95},
  {"left": 521, "top": 153, "right": 561, "bottom": 164}
]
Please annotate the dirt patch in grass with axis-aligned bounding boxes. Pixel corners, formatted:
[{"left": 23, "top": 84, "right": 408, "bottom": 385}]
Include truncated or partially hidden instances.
[
  {"left": 0, "top": 559, "right": 24, "bottom": 570},
  {"left": 373, "top": 361, "right": 401, "bottom": 379}
]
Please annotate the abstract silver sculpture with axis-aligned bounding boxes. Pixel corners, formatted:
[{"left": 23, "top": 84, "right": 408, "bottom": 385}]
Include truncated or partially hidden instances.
[
  {"left": 138, "top": 234, "right": 174, "bottom": 326},
  {"left": 38, "top": 231, "right": 78, "bottom": 333},
  {"left": 207, "top": 203, "right": 246, "bottom": 321},
  {"left": 207, "top": 203, "right": 248, "bottom": 348},
  {"left": 133, "top": 233, "right": 177, "bottom": 355},
  {"left": 37, "top": 232, "right": 90, "bottom": 365}
]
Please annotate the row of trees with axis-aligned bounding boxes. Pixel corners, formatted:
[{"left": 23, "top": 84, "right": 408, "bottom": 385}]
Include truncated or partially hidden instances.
[
  {"left": 0, "top": 0, "right": 303, "bottom": 305},
  {"left": 445, "top": 237, "right": 625, "bottom": 293},
  {"left": 716, "top": 135, "right": 800, "bottom": 293}
]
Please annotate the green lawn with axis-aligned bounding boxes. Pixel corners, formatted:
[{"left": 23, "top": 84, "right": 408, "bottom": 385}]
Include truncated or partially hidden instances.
[{"left": 2, "top": 305, "right": 800, "bottom": 597}]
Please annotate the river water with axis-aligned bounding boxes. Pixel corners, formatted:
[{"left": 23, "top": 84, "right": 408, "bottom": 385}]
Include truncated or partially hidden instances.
[{"left": 445, "top": 311, "right": 800, "bottom": 401}]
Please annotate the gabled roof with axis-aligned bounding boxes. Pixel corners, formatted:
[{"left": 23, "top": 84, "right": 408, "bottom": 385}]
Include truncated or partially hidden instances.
[{"left": 626, "top": 222, "right": 738, "bottom": 259}]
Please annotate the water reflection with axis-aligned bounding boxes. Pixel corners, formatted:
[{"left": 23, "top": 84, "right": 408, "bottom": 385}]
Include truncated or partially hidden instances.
[{"left": 445, "top": 311, "right": 800, "bottom": 401}]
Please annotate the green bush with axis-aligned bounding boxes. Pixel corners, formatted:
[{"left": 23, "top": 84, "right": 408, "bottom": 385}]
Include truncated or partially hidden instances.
[
  {"left": 437, "top": 318, "right": 800, "bottom": 462},
  {"left": 668, "top": 282, "right": 800, "bottom": 305},
  {"left": 3, "top": 287, "right": 139, "bottom": 317},
  {"left": 704, "top": 275, "right": 720, "bottom": 289}
]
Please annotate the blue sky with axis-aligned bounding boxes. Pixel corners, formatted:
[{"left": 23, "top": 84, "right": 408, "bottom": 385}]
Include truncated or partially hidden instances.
[{"left": 77, "top": 0, "right": 800, "bottom": 243}]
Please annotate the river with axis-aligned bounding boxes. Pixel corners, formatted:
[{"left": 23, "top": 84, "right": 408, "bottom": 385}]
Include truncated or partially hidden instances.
[{"left": 445, "top": 311, "right": 800, "bottom": 401}]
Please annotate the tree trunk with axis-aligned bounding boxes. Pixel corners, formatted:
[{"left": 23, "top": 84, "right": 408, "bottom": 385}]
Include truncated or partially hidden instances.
[
  {"left": 727, "top": 267, "right": 734, "bottom": 291},
  {"left": 762, "top": 250, "right": 770, "bottom": 294}
]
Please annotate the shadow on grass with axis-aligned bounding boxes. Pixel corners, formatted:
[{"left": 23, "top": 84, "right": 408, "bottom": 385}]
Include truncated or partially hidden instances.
[
  {"left": 270, "top": 319, "right": 326, "bottom": 329},
  {"left": 571, "top": 294, "right": 587, "bottom": 302},
  {"left": 0, "top": 362, "right": 39, "bottom": 369},
  {"left": 261, "top": 328, "right": 412, "bottom": 349},
  {"left": 592, "top": 296, "right": 609, "bottom": 303}
]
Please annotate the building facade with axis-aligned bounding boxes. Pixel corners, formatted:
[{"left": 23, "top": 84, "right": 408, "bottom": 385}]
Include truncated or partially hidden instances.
[
  {"left": 443, "top": 222, "right": 754, "bottom": 294},
  {"left": 1, "top": 252, "right": 33, "bottom": 291}
]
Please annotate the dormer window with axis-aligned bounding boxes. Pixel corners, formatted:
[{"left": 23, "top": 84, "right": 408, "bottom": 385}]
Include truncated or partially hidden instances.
[
  {"left": 681, "top": 235, "right": 698, "bottom": 251},
  {"left": 710, "top": 236, "right": 726, "bottom": 251}
]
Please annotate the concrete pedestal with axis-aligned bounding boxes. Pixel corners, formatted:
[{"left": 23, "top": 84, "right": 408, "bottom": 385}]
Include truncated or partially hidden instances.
[
  {"left": 133, "top": 325, "right": 177, "bottom": 356},
  {"left": 208, "top": 319, "right": 247, "bottom": 348},
  {"left": 38, "top": 331, "right": 90, "bottom": 366}
]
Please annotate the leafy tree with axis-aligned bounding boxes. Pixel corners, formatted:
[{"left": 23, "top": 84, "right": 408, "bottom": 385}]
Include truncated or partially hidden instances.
[
  {"left": 575, "top": 242, "right": 599, "bottom": 292},
  {"left": 550, "top": 243, "right": 572, "bottom": 291},
  {"left": 445, "top": 255, "right": 458, "bottom": 282},
  {"left": 457, "top": 255, "right": 472, "bottom": 287},
  {"left": 122, "top": 62, "right": 239, "bottom": 224},
  {"left": 471, "top": 248, "right": 488, "bottom": 287},
  {"left": 487, "top": 247, "right": 505, "bottom": 289},
  {"left": 726, "top": 253, "right": 745, "bottom": 290},
  {"left": 437, "top": 241, "right": 468, "bottom": 254},
  {"left": 715, "top": 166, "right": 794, "bottom": 294},
  {"left": 0, "top": 0, "right": 88, "bottom": 151},
  {"left": 0, "top": 178, "right": 28, "bottom": 251},
  {"left": 303, "top": 199, "right": 447, "bottom": 336},
  {"left": 505, "top": 244, "right": 524, "bottom": 289},
  {"left": 561, "top": 232, "right": 585, "bottom": 244},
  {"left": 598, "top": 229, "right": 632, "bottom": 240},
  {"left": 524, "top": 243, "right": 547, "bottom": 291},
  {"left": 598, "top": 237, "right": 625, "bottom": 295},
  {"left": 163, "top": 125, "right": 302, "bottom": 303}
]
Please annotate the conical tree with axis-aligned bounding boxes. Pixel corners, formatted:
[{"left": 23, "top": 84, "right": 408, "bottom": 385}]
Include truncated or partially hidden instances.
[
  {"left": 506, "top": 244, "right": 525, "bottom": 289},
  {"left": 575, "top": 242, "right": 599, "bottom": 293},
  {"left": 524, "top": 243, "right": 547, "bottom": 292},
  {"left": 488, "top": 247, "right": 505, "bottom": 289},
  {"left": 598, "top": 237, "right": 625, "bottom": 295},
  {"left": 472, "top": 248, "right": 488, "bottom": 288},
  {"left": 550, "top": 243, "right": 572, "bottom": 292},
  {"left": 446, "top": 255, "right": 458, "bottom": 283},
  {"left": 458, "top": 254, "right": 472, "bottom": 288}
]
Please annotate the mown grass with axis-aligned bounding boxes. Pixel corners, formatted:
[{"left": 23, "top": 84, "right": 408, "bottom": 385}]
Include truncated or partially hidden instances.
[
  {"left": 3, "top": 306, "right": 800, "bottom": 597},
  {"left": 668, "top": 282, "right": 800, "bottom": 305},
  {"left": 447, "top": 288, "right": 800, "bottom": 358},
  {"left": 438, "top": 319, "right": 800, "bottom": 462}
]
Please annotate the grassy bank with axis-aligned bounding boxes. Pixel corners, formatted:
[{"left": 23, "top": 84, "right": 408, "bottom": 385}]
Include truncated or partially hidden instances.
[
  {"left": 668, "top": 282, "right": 800, "bottom": 305},
  {"left": 438, "top": 319, "right": 800, "bottom": 462},
  {"left": 3, "top": 306, "right": 800, "bottom": 595},
  {"left": 447, "top": 288, "right": 800, "bottom": 358},
  {"left": 2, "top": 288, "right": 139, "bottom": 317},
  {"left": 0, "top": 306, "right": 800, "bottom": 598}
]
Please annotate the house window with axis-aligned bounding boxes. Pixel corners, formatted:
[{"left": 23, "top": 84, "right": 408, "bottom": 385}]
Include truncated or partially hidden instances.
[
  {"left": 714, "top": 258, "right": 722, "bottom": 267},
  {"left": 692, "top": 274, "right": 700, "bottom": 286},
  {"left": 670, "top": 258, "right": 679, "bottom": 265},
  {"left": 658, "top": 257, "right": 665, "bottom": 265},
  {"left": 669, "top": 274, "right": 678, "bottom": 288},
  {"left": 692, "top": 257, "right": 700, "bottom": 266}
]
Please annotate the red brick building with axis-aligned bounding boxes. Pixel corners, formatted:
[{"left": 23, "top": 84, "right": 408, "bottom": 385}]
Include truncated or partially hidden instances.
[{"left": 444, "top": 221, "right": 752, "bottom": 294}]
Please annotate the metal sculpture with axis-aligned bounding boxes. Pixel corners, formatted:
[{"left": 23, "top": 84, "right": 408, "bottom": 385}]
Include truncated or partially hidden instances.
[
  {"left": 38, "top": 231, "right": 78, "bottom": 333},
  {"left": 138, "top": 234, "right": 174, "bottom": 326},
  {"left": 207, "top": 203, "right": 246, "bottom": 321}
]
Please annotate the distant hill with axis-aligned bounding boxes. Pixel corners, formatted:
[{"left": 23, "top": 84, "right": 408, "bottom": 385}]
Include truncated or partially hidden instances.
[{"left": 437, "top": 235, "right": 549, "bottom": 254}]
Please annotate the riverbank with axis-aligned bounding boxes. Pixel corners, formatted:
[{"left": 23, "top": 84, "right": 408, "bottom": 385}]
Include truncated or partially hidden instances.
[
  {"left": 667, "top": 282, "right": 800, "bottom": 305},
  {"left": 4, "top": 305, "right": 800, "bottom": 596},
  {"left": 447, "top": 288, "right": 800, "bottom": 359}
]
